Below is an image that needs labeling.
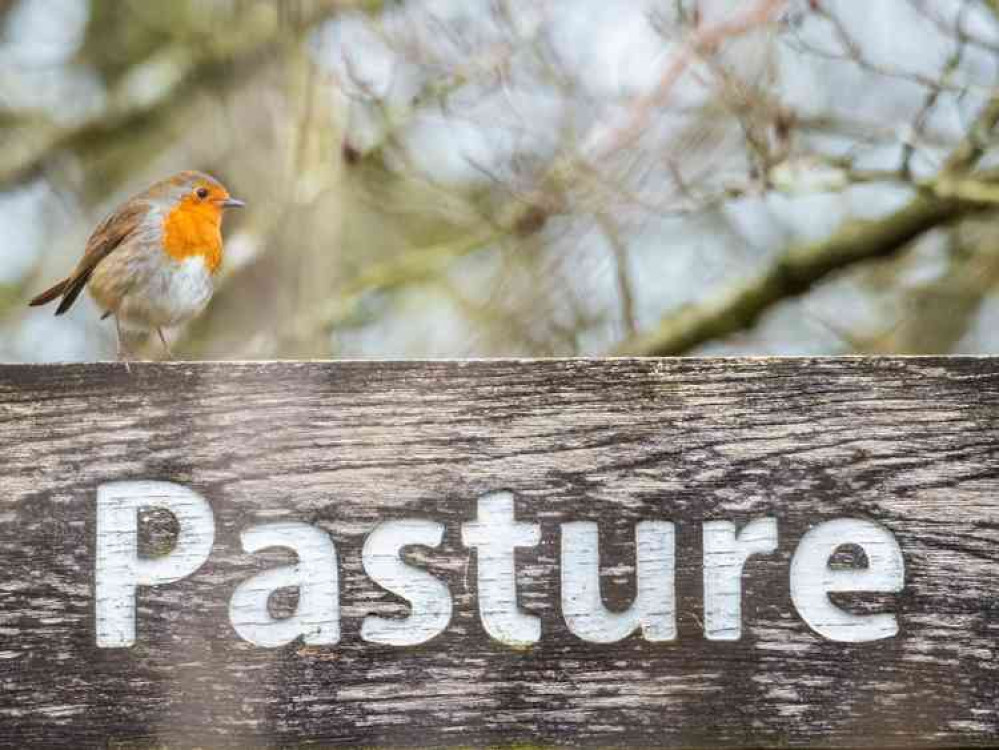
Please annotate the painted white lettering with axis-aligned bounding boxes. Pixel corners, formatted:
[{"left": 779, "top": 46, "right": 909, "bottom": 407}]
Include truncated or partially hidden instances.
[
  {"left": 461, "top": 491, "right": 540, "bottom": 646},
  {"left": 361, "top": 520, "right": 452, "bottom": 645},
  {"left": 561, "top": 521, "right": 676, "bottom": 643},
  {"left": 95, "top": 480, "right": 215, "bottom": 648},
  {"left": 790, "top": 518, "right": 904, "bottom": 642},
  {"left": 229, "top": 522, "right": 339, "bottom": 648},
  {"left": 702, "top": 518, "right": 778, "bottom": 640}
]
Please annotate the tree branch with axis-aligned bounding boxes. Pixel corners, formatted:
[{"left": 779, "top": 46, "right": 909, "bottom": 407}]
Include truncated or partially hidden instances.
[
  {"left": 615, "top": 87, "right": 999, "bottom": 357},
  {"left": 613, "top": 192, "right": 984, "bottom": 356},
  {"left": 0, "top": 1, "right": 375, "bottom": 191}
]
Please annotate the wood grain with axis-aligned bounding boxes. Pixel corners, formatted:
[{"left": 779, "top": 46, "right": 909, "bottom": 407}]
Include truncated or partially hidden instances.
[{"left": 0, "top": 358, "right": 996, "bottom": 749}]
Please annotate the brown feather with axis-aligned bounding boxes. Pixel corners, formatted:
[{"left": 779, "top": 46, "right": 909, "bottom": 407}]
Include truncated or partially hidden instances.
[
  {"left": 28, "top": 279, "right": 68, "bottom": 307},
  {"left": 29, "top": 200, "right": 149, "bottom": 315},
  {"left": 54, "top": 274, "right": 91, "bottom": 316}
]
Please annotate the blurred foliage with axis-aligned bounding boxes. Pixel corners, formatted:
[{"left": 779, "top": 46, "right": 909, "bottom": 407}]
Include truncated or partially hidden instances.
[{"left": 4, "top": 0, "right": 999, "bottom": 361}]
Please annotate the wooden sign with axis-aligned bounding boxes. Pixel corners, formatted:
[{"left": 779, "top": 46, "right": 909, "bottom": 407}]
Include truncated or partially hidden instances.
[{"left": 0, "top": 359, "right": 996, "bottom": 749}]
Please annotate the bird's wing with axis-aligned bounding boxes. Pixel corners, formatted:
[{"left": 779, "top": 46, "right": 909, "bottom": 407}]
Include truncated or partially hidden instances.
[{"left": 53, "top": 200, "right": 150, "bottom": 315}]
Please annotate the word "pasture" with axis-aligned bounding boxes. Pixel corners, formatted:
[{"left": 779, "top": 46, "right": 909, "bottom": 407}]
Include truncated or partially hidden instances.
[{"left": 95, "top": 481, "right": 905, "bottom": 650}]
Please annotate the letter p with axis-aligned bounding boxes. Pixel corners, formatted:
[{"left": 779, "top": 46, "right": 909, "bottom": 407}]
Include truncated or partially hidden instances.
[{"left": 95, "top": 481, "right": 215, "bottom": 647}]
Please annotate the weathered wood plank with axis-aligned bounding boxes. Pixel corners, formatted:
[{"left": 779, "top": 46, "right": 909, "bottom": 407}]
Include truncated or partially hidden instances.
[{"left": 0, "top": 358, "right": 996, "bottom": 749}]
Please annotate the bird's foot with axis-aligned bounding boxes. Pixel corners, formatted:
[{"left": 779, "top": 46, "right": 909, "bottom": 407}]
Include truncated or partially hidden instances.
[
  {"left": 117, "top": 347, "right": 132, "bottom": 374},
  {"left": 156, "top": 328, "right": 174, "bottom": 361},
  {"left": 114, "top": 315, "right": 132, "bottom": 372}
]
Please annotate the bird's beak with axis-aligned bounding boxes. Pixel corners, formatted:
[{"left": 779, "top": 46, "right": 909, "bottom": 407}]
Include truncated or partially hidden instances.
[{"left": 221, "top": 197, "right": 245, "bottom": 209}]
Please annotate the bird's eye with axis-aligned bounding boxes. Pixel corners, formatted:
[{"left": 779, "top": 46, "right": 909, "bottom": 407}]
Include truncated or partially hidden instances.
[{"left": 195, "top": 187, "right": 209, "bottom": 199}]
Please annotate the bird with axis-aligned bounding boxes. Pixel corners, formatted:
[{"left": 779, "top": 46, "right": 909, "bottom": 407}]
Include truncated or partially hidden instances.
[{"left": 28, "top": 170, "right": 244, "bottom": 360}]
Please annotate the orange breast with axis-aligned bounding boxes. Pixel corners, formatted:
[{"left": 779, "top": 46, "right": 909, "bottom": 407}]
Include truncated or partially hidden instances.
[{"left": 162, "top": 203, "right": 224, "bottom": 272}]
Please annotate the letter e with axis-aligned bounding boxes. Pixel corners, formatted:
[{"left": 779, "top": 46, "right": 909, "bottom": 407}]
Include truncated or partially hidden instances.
[{"left": 790, "top": 518, "right": 904, "bottom": 642}]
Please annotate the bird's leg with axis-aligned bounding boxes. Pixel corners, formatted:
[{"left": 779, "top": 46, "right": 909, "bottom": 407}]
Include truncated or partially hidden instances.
[
  {"left": 156, "top": 327, "right": 173, "bottom": 360},
  {"left": 114, "top": 315, "right": 131, "bottom": 373}
]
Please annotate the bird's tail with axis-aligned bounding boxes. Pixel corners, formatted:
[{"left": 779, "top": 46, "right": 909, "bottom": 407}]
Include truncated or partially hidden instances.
[
  {"left": 28, "top": 279, "right": 68, "bottom": 308},
  {"left": 28, "top": 274, "right": 90, "bottom": 316}
]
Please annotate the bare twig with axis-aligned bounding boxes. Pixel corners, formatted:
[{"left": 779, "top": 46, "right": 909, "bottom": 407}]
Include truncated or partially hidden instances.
[
  {"left": 594, "top": 211, "right": 638, "bottom": 337},
  {"left": 583, "top": 0, "right": 786, "bottom": 161}
]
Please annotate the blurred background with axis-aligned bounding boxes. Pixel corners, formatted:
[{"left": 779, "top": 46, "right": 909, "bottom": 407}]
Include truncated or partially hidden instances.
[{"left": 3, "top": 0, "right": 999, "bottom": 361}]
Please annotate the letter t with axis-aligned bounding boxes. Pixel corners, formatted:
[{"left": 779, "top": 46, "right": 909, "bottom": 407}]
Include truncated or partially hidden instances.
[{"left": 461, "top": 491, "right": 541, "bottom": 646}]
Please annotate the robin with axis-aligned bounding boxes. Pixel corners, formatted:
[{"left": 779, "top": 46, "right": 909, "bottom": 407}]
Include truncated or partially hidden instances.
[{"left": 28, "top": 171, "right": 244, "bottom": 360}]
